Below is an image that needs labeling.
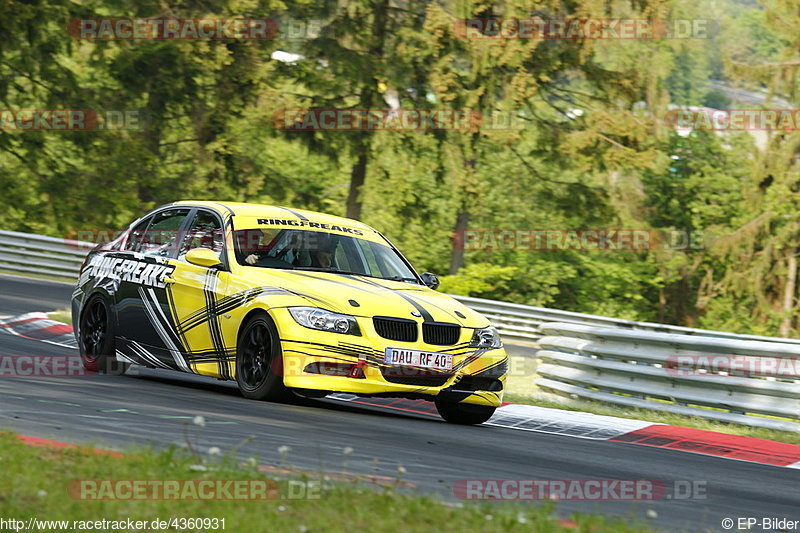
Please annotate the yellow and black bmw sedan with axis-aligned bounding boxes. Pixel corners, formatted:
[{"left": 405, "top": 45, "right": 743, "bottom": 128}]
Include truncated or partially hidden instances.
[{"left": 72, "top": 201, "right": 507, "bottom": 424}]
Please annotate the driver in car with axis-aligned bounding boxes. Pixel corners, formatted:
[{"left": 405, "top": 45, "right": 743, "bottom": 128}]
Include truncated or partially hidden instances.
[
  {"left": 243, "top": 230, "right": 335, "bottom": 269},
  {"left": 309, "top": 233, "right": 335, "bottom": 269},
  {"left": 239, "top": 228, "right": 286, "bottom": 265}
]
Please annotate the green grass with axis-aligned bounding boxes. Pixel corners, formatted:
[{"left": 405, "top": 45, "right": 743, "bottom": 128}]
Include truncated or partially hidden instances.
[
  {"left": 0, "top": 269, "right": 76, "bottom": 285},
  {"left": 0, "top": 431, "right": 656, "bottom": 533},
  {"left": 503, "top": 392, "right": 800, "bottom": 445},
  {"left": 47, "top": 309, "right": 72, "bottom": 324}
]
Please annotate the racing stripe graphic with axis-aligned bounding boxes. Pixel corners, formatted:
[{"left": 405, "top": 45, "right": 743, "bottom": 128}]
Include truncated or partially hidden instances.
[
  {"left": 284, "top": 288, "right": 349, "bottom": 314},
  {"left": 165, "top": 285, "right": 190, "bottom": 350},
  {"left": 473, "top": 358, "right": 508, "bottom": 377},
  {"left": 452, "top": 350, "right": 487, "bottom": 372},
  {"left": 203, "top": 271, "right": 231, "bottom": 380},
  {"left": 340, "top": 275, "right": 436, "bottom": 322},
  {"left": 283, "top": 339, "right": 383, "bottom": 365},
  {"left": 273, "top": 271, "right": 439, "bottom": 319},
  {"left": 177, "top": 286, "right": 289, "bottom": 334},
  {"left": 283, "top": 339, "right": 397, "bottom": 377},
  {"left": 385, "top": 289, "right": 433, "bottom": 322},
  {"left": 129, "top": 339, "right": 172, "bottom": 369},
  {"left": 145, "top": 287, "right": 192, "bottom": 372},
  {"left": 138, "top": 287, "right": 191, "bottom": 372},
  {"left": 115, "top": 350, "right": 137, "bottom": 365},
  {"left": 284, "top": 339, "right": 470, "bottom": 380},
  {"left": 289, "top": 272, "right": 378, "bottom": 295},
  {"left": 113, "top": 340, "right": 150, "bottom": 367},
  {"left": 183, "top": 348, "right": 236, "bottom": 367},
  {"left": 399, "top": 291, "right": 467, "bottom": 322},
  {"left": 278, "top": 206, "right": 309, "bottom": 220}
]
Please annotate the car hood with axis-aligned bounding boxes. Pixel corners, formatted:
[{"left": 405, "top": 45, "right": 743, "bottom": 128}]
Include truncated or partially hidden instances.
[{"left": 234, "top": 268, "right": 490, "bottom": 327}]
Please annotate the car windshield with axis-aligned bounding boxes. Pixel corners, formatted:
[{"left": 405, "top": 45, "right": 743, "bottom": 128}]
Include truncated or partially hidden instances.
[{"left": 233, "top": 228, "right": 419, "bottom": 282}]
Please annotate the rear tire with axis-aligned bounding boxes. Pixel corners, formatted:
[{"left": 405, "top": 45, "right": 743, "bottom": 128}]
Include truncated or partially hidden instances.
[
  {"left": 435, "top": 398, "right": 495, "bottom": 425},
  {"left": 235, "top": 313, "right": 291, "bottom": 401},
  {"left": 78, "top": 295, "right": 128, "bottom": 375}
]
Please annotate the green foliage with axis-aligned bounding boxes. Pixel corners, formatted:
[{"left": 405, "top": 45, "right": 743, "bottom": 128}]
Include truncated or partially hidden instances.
[
  {"left": 438, "top": 263, "right": 520, "bottom": 298},
  {"left": 2, "top": 0, "right": 800, "bottom": 335},
  {"left": 0, "top": 431, "right": 649, "bottom": 533}
]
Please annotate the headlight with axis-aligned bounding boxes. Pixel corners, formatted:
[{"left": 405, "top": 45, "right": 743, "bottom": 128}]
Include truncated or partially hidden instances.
[
  {"left": 289, "top": 307, "right": 360, "bottom": 335},
  {"left": 470, "top": 326, "right": 502, "bottom": 348}
]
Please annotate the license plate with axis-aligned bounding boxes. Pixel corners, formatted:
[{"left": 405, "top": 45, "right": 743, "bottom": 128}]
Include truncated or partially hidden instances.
[{"left": 384, "top": 348, "right": 453, "bottom": 370}]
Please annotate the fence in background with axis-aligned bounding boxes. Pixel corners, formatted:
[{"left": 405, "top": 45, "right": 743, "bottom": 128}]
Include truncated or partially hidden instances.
[
  {"left": 0, "top": 230, "right": 91, "bottom": 280},
  {"left": 450, "top": 294, "right": 800, "bottom": 346},
  {"left": 536, "top": 323, "right": 800, "bottom": 432}
]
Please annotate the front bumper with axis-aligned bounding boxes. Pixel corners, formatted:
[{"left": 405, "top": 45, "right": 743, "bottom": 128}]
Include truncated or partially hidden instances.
[{"left": 272, "top": 308, "right": 507, "bottom": 407}]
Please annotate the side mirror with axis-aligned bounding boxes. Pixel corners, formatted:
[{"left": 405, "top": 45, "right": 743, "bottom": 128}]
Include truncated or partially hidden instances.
[
  {"left": 420, "top": 272, "right": 440, "bottom": 290},
  {"left": 185, "top": 248, "right": 223, "bottom": 269}
]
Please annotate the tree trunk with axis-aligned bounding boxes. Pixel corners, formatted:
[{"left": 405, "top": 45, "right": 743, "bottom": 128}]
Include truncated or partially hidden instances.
[
  {"left": 346, "top": 147, "right": 368, "bottom": 219},
  {"left": 448, "top": 133, "right": 480, "bottom": 275},
  {"left": 779, "top": 249, "right": 797, "bottom": 337},
  {"left": 449, "top": 210, "right": 469, "bottom": 274},
  {"left": 138, "top": 89, "right": 164, "bottom": 204},
  {"left": 343, "top": 0, "right": 388, "bottom": 220}
]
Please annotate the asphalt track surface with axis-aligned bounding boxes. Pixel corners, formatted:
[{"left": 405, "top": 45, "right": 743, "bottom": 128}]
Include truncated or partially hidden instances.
[{"left": 0, "top": 273, "right": 798, "bottom": 532}]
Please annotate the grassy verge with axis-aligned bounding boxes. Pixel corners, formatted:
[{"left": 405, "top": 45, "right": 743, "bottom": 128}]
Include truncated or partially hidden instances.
[
  {"left": 503, "top": 391, "right": 800, "bottom": 445},
  {"left": 0, "top": 269, "right": 75, "bottom": 285},
  {"left": 47, "top": 309, "right": 72, "bottom": 324},
  {"left": 0, "top": 432, "right": 652, "bottom": 533},
  {"left": 8, "top": 307, "right": 72, "bottom": 329}
]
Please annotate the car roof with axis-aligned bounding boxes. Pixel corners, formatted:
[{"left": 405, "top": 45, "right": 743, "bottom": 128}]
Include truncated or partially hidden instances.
[{"left": 171, "top": 200, "right": 376, "bottom": 233}]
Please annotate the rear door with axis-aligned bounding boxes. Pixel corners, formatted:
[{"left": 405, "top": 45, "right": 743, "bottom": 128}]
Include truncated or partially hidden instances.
[
  {"left": 166, "top": 208, "right": 233, "bottom": 378},
  {"left": 113, "top": 207, "right": 192, "bottom": 370}
]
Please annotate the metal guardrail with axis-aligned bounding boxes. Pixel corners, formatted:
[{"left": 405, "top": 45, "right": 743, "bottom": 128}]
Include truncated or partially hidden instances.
[
  {"left": 449, "top": 294, "right": 800, "bottom": 346},
  {"left": 0, "top": 230, "right": 92, "bottom": 280},
  {"left": 536, "top": 323, "right": 800, "bottom": 431},
  {"left": 2, "top": 229, "right": 799, "bottom": 430}
]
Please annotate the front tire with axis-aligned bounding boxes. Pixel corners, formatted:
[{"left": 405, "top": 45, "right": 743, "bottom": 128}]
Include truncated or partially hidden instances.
[
  {"left": 235, "top": 313, "right": 291, "bottom": 401},
  {"left": 435, "top": 398, "right": 496, "bottom": 425},
  {"left": 78, "top": 295, "right": 128, "bottom": 375}
]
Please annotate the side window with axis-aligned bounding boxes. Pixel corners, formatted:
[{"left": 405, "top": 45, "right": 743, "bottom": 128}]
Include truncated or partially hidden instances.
[
  {"left": 139, "top": 208, "right": 191, "bottom": 257},
  {"left": 179, "top": 210, "right": 224, "bottom": 259},
  {"left": 124, "top": 217, "right": 152, "bottom": 253}
]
